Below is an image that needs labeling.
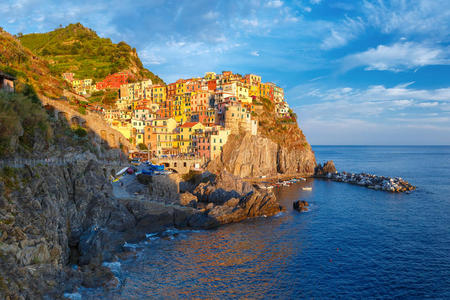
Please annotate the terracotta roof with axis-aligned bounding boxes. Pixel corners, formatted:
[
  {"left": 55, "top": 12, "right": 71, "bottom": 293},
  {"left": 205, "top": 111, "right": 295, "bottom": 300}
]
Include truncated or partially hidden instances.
[{"left": 179, "top": 122, "right": 200, "bottom": 128}]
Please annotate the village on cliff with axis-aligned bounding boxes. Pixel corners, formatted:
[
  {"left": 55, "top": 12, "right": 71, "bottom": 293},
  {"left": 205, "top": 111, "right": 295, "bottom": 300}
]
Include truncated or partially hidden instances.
[{"left": 63, "top": 71, "right": 292, "bottom": 160}]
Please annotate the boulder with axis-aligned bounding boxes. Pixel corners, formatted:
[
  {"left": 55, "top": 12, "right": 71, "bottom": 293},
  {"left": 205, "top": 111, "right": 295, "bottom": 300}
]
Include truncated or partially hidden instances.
[
  {"left": 293, "top": 200, "right": 309, "bottom": 212},
  {"left": 314, "top": 160, "right": 337, "bottom": 177},
  {"left": 179, "top": 192, "right": 198, "bottom": 207}
]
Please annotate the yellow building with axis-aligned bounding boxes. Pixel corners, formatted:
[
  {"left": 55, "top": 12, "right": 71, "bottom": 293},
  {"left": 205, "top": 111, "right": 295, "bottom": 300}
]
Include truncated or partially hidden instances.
[
  {"left": 173, "top": 94, "right": 191, "bottom": 124},
  {"left": 176, "top": 122, "right": 205, "bottom": 153},
  {"left": 222, "top": 82, "right": 252, "bottom": 104},
  {"left": 245, "top": 74, "right": 261, "bottom": 97},
  {"left": 146, "top": 118, "right": 177, "bottom": 155},
  {"left": 176, "top": 81, "right": 186, "bottom": 95},
  {"left": 210, "top": 128, "right": 231, "bottom": 159},
  {"left": 151, "top": 84, "right": 167, "bottom": 105}
]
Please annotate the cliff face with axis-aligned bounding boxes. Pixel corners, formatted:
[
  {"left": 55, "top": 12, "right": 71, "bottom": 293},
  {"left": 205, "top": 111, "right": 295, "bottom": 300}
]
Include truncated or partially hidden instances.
[
  {"left": 209, "top": 133, "right": 316, "bottom": 178},
  {"left": 209, "top": 96, "right": 316, "bottom": 179},
  {"left": 0, "top": 157, "right": 135, "bottom": 298}
]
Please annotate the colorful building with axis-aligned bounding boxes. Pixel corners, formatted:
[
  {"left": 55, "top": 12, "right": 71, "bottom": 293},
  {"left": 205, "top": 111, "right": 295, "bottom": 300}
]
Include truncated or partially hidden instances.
[
  {"left": 96, "top": 72, "right": 129, "bottom": 90},
  {"left": 210, "top": 128, "right": 231, "bottom": 160},
  {"left": 176, "top": 122, "right": 205, "bottom": 154},
  {"left": 145, "top": 118, "right": 177, "bottom": 156}
]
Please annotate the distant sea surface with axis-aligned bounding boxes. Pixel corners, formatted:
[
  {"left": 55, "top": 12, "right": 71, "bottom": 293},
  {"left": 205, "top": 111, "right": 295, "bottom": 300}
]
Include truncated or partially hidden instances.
[{"left": 83, "top": 146, "right": 450, "bottom": 299}]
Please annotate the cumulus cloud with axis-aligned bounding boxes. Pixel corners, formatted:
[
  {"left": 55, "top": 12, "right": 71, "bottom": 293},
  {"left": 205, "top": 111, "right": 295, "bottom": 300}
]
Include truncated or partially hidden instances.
[
  {"left": 250, "top": 50, "right": 260, "bottom": 57},
  {"left": 342, "top": 42, "right": 450, "bottom": 72},
  {"left": 291, "top": 83, "right": 450, "bottom": 144}
]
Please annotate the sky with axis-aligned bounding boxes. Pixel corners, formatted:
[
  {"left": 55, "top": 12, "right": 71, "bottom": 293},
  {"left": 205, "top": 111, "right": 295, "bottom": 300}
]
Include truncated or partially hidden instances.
[{"left": 2, "top": 0, "right": 450, "bottom": 145}]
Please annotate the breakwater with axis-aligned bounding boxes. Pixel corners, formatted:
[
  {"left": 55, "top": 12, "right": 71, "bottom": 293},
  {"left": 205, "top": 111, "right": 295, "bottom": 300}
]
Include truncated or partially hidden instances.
[
  {"left": 315, "top": 160, "right": 416, "bottom": 193},
  {"left": 323, "top": 171, "right": 416, "bottom": 192}
]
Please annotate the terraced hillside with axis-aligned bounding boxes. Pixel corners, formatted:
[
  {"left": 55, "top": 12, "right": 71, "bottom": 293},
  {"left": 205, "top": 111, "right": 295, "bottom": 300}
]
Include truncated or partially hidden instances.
[{"left": 19, "top": 23, "right": 163, "bottom": 84}]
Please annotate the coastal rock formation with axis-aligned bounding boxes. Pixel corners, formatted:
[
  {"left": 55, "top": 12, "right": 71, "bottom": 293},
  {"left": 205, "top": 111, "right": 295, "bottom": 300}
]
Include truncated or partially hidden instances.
[
  {"left": 0, "top": 158, "right": 136, "bottom": 298},
  {"left": 188, "top": 171, "right": 283, "bottom": 225},
  {"left": 314, "top": 160, "right": 337, "bottom": 176},
  {"left": 209, "top": 134, "right": 316, "bottom": 178},
  {"left": 293, "top": 200, "right": 309, "bottom": 212},
  {"left": 324, "top": 172, "right": 416, "bottom": 193}
]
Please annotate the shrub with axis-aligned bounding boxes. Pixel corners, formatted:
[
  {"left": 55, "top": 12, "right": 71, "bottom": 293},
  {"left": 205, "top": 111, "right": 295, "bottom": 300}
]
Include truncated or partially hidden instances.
[
  {"left": 137, "top": 143, "right": 147, "bottom": 150},
  {"left": 72, "top": 127, "right": 87, "bottom": 138},
  {"left": 0, "top": 90, "right": 52, "bottom": 156},
  {"left": 78, "top": 106, "right": 86, "bottom": 115}
]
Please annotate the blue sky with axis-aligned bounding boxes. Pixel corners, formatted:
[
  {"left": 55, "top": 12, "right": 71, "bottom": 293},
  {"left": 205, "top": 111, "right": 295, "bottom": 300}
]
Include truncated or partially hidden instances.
[{"left": 2, "top": 0, "right": 450, "bottom": 144}]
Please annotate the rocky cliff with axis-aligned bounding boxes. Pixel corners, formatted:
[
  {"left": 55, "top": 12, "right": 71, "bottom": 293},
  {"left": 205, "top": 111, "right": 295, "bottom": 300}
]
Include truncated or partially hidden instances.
[
  {"left": 209, "top": 133, "right": 316, "bottom": 178},
  {"left": 209, "top": 97, "right": 316, "bottom": 179}
]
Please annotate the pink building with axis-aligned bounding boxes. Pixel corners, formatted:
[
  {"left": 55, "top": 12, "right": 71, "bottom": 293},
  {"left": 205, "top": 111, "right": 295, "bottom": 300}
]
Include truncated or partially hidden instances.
[
  {"left": 196, "top": 133, "right": 211, "bottom": 159},
  {"left": 191, "top": 91, "right": 210, "bottom": 112}
]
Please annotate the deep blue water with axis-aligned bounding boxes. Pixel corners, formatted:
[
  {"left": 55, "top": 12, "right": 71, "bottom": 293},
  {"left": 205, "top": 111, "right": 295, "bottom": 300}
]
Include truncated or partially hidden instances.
[{"left": 82, "top": 146, "right": 450, "bottom": 299}]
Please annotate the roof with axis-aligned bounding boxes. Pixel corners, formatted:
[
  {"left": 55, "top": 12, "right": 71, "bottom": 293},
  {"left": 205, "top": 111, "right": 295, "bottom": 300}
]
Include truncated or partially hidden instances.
[
  {"left": 179, "top": 122, "right": 200, "bottom": 128},
  {"left": 0, "top": 71, "right": 16, "bottom": 80}
]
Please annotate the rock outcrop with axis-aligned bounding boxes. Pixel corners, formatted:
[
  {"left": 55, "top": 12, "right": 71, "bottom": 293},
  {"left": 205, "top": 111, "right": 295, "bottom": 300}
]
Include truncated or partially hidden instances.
[
  {"left": 314, "top": 160, "right": 337, "bottom": 177},
  {"left": 293, "top": 200, "right": 309, "bottom": 212},
  {"left": 187, "top": 171, "right": 283, "bottom": 225},
  {"left": 209, "top": 134, "right": 316, "bottom": 178}
]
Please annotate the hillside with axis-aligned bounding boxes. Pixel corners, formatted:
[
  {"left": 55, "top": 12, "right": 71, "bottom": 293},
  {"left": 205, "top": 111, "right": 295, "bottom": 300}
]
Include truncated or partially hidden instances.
[
  {"left": 0, "top": 27, "right": 69, "bottom": 98},
  {"left": 0, "top": 28, "right": 129, "bottom": 158},
  {"left": 19, "top": 23, "right": 164, "bottom": 84}
]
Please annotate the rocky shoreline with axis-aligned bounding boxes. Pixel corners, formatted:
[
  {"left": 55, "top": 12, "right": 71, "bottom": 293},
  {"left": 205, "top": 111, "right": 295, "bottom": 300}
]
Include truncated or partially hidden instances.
[
  {"left": 0, "top": 158, "right": 284, "bottom": 299},
  {"left": 315, "top": 161, "right": 416, "bottom": 193}
]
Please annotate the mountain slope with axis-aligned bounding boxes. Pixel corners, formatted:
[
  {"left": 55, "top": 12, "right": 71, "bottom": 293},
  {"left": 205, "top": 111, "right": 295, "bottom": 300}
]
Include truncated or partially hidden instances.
[
  {"left": 0, "top": 27, "right": 68, "bottom": 98},
  {"left": 19, "top": 23, "right": 164, "bottom": 84}
]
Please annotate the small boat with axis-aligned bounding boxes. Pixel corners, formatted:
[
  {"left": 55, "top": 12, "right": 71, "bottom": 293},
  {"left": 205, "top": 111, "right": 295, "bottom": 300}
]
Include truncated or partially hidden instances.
[
  {"left": 302, "top": 187, "right": 312, "bottom": 191},
  {"left": 116, "top": 167, "right": 128, "bottom": 177}
]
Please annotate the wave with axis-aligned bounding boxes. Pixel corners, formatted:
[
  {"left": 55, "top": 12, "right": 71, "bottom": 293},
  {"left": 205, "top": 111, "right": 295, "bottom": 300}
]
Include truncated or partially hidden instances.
[{"left": 63, "top": 292, "right": 82, "bottom": 300}]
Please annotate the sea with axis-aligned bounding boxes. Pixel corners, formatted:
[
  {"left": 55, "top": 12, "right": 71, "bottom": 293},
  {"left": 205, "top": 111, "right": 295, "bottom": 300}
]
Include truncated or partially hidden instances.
[{"left": 80, "top": 146, "right": 450, "bottom": 299}]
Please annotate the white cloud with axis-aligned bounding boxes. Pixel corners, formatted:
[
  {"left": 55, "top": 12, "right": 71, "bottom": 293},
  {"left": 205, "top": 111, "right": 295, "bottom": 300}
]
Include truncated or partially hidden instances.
[
  {"left": 265, "top": 0, "right": 284, "bottom": 8},
  {"left": 203, "top": 11, "right": 219, "bottom": 20},
  {"left": 250, "top": 50, "right": 260, "bottom": 57},
  {"left": 241, "top": 18, "right": 259, "bottom": 27},
  {"left": 320, "top": 16, "right": 365, "bottom": 49},
  {"left": 310, "top": 0, "right": 321, "bottom": 4},
  {"left": 417, "top": 102, "right": 439, "bottom": 107},
  {"left": 291, "top": 83, "right": 450, "bottom": 145},
  {"left": 342, "top": 42, "right": 449, "bottom": 72},
  {"left": 304, "top": 6, "right": 312, "bottom": 12},
  {"left": 363, "top": 0, "right": 450, "bottom": 39}
]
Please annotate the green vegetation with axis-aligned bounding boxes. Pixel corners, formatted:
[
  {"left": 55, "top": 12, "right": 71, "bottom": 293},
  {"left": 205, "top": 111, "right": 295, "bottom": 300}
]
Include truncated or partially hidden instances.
[
  {"left": 0, "top": 166, "right": 19, "bottom": 190},
  {"left": 72, "top": 126, "right": 87, "bottom": 138},
  {"left": 253, "top": 96, "right": 308, "bottom": 150},
  {"left": 1, "top": 28, "right": 69, "bottom": 98},
  {"left": 0, "top": 91, "right": 52, "bottom": 156},
  {"left": 19, "top": 23, "right": 164, "bottom": 84},
  {"left": 77, "top": 106, "right": 86, "bottom": 115},
  {"left": 137, "top": 143, "right": 148, "bottom": 150},
  {"left": 88, "top": 89, "right": 118, "bottom": 106}
]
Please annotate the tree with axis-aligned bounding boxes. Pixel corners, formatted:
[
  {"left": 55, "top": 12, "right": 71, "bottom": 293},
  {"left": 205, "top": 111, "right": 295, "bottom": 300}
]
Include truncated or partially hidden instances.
[{"left": 137, "top": 143, "right": 148, "bottom": 150}]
